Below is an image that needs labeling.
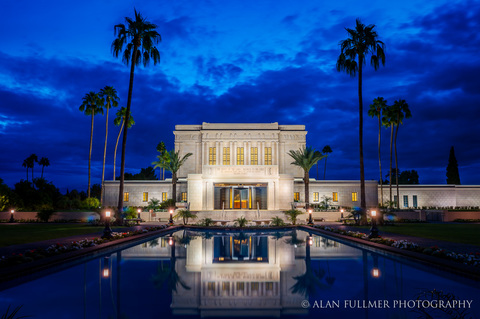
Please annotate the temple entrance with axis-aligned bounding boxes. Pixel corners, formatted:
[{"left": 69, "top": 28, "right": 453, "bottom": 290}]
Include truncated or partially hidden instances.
[{"left": 214, "top": 183, "right": 267, "bottom": 210}]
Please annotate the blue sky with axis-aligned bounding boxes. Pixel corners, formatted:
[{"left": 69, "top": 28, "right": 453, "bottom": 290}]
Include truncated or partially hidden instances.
[{"left": 1, "top": 0, "right": 479, "bottom": 192}]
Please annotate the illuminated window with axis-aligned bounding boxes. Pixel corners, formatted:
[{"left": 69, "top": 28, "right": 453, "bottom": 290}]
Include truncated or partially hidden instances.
[
  {"left": 142, "top": 192, "right": 148, "bottom": 202},
  {"left": 162, "top": 192, "right": 167, "bottom": 201},
  {"left": 222, "top": 282, "right": 230, "bottom": 291},
  {"left": 266, "top": 282, "right": 274, "bottom": 291},
  {"left": 207, "top": 282, "right": 215, "bottom": 292},
  {"left": 223, "top": 147, "right": 230, "bottom": 165},
  {"left": 124, "top": 192, "right": 129, "bottom": 202},
  {"left": 236, "top": 282, "right": 245, "bottom": 291},
  {"left": 209, "top": 147, "right": 216, "bottom": 165},
  {"left": 237, "top": 147, "right": 244, "bottom": 165},
  {"left": 403, "top": 195, "right": 408, "bottom": 208},
  {"left": 251, "top": 282, "right": 259, "bottom": 291},
  {"left": 264, "top": 147, "right": 272, "bottom": 165},
  {"left": 333, "top": 192, "right": 338, "bottom": 202},
  {"left": 181, "top": 192, "right": 187, "bottom": 202},
  {"left": 250, "top": 147, "right": 258, "bottom": 165},
  {"left": 313, "top": 192, "right": 319, "bottom": 202},
  {"left": 294, "top": 192, "right": 300, "bottom": 201},
  {"left": 352, "top": 192, "right": 358, "bottom": 202}
]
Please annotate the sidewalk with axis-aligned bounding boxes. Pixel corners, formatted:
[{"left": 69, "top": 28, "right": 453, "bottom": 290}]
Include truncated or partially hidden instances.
[
  {"left": 322, "top": 222, "right": 480, "bottom": 255},
  {"left": 0, "top": 222, "right": 167, "bottom": 257}
]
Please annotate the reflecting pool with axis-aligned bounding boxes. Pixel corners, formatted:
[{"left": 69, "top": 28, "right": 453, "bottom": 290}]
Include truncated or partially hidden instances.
[{"left": 1, "top": 229, "right": 479, "bottom": 318}]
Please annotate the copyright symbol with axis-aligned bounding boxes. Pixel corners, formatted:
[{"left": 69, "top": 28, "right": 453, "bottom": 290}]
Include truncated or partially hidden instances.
[{"left": 301, "top": 300, "right": 310, "bottom": 308}]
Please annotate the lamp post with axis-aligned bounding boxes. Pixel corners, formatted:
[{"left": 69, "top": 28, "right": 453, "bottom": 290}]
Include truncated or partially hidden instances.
[
  {"left": 340, "top": 208, "right": 344, "bottom": 218},
  {"left": 137, "top": 208, "right": 141, "bottom": 219},
  {"left": 9, "top": 209, "right": 15, "bottom": 223},
  {"left": 307, "top": 235, "right": 313, "bottom": 246},
  {"left": 168, "top": 209, "right": 174, "bottom": 225},
  {"left": 368, "top": 210, "right": 379, "bottom": 238},
  {"left": 307, "top": 208, "right": 313, "bottom": 225},
  {"left": 102, "top": 211, "right": 113, "bottom": 239}
]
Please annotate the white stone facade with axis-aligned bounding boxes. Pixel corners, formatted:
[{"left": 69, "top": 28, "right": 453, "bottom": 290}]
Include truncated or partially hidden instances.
[{"left": 103, "top": 122, "right": 480, "bottom": 211}]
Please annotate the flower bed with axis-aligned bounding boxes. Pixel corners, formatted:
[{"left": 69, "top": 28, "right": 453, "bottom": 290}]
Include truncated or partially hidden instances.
[
  {"left": 313, "top": 225, "right": 480, "bottom": 267},
  {"left": 0, "top": 225, "right": 169, "bottom": 267}
]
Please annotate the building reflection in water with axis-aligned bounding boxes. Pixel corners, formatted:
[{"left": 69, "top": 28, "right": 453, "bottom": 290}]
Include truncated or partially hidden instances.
[{"left": 122, "top": 230, "right": 362, "bottom": 317}]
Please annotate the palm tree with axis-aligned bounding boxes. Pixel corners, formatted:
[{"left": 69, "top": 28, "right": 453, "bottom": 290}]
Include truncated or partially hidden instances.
[
  {"left": 112, "top": 9, "right": 161, "bottom": 214},
  {"left": 27, "top": 154, "right": 38, "bottom": 181},
  {"left": 392, "top": 99, "right": 412, "bottom": 208},
  {"left": 153, "top": 150, "right": 192, "bottom": 207},
  {"left": 156, "top": 141, "right": 167, "bottom": 180},
  {"left": 336, "top": 19, "right": 385, "bottom": 221},
  {"left": 79, "top": 91, "right": 104, "bottom": 198},
  {"left": 99, "top": 86, "right": 120, "bottom": 206},
  {"left": 368, "top": 97, "right": 387, "bottom": 206},
  {"left": 113, "top": 107, "right": 135, "bottom": 180},
  {"left": 288, "top": 146, "right": 326, "bottom": 210},
  {"left": 22, "top": 159, "right": 29, "bottom": 181},
  {"left": 39, "top": 157, "right": 50, "bottom": 179},
  {"left": 322, "top": 145, "right": 332, "bottom": 180},
  {"left": 382, "top": 105, "right": 395, "bottom": 206}
]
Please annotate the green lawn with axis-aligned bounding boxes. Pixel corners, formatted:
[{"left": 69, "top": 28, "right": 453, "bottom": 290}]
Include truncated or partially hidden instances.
[
  {"left": 0, "top": 224, "right": 108, "bottom": 247},
  {"left": 357, "top": 223, "right": 480, "bottom": 246}
]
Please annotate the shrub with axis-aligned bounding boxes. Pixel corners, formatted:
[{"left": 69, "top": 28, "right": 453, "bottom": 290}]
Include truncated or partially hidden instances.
[
  {"left": 36, "top": 204, "right": 55, "bottom": 222},
  {"left": 146, "top": 198, "right": 161, "bottom": 211},
  {"left": 198, "top": 218, "right": 214, "bottom": 226},
  {"left": 174, "top": 209, "right": 197, "bottom": 225},
  {"left": 234, "top": 216, "right": 248, "bottom": 228},
  {"left": 159, "top": 199, "right": 176, "bottom": 209},
  {"left": 82, "top": 197, "right": 100, "bottom": 211},
  {"left": 271, "top": 216, "right": 285, "bottom": 227},
  {"left": 283, "top": 209, "right": 303, "bottom": 225},
  {"left": 124, "top": 207, "right": 138, "bottom": 219}
]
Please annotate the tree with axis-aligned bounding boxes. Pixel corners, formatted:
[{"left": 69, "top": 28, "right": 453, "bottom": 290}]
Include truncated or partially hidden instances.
[
  {"left": 39, "top": 157, "right": 50, "bottom": 179},
  {"left": 153, "top": 150, "right": 192, "bottom": 206},
  {"left": 156, "top": 141, "right": 167, "bottom": 180},
  {"left": 288, "top": 146, "right": 326, "bottom": 210},
  {"left": 79, "top": 91, "right": 104, "bottom": 198},
  {"left": 113, "top": 107, "right": 135, "bottom": 180},
  {"left": 337, "top": 18, "right": 385, "bottom": 220},
  {"left": 398, "top": 170, "right": 419, "bottom": 184},
  {"left": 26, "top": 154, "right": 38, "bottom": 182},
  {"left": 321, "top": 145, "right": 332, "bottom": 180},
  {"left": 392, "top": 99, "right": 412, "bottom": 207},
  {"left": 446, "top": 146, "right": 461, "bottom": 184},
  {"left": 22, "top": 159, "right": 29, "bottom": 181},
  {"left": 112, "top": 9, "right": 161, "bottom": 215},
  {"left": 382, "top": 105, "right": 395, "bottom": 206},
  {"left": 99, "top": 86, "right": 120, "bottom": 206},
  {"left": 368, "top": 97, "right": 387, "bottom": 206}
]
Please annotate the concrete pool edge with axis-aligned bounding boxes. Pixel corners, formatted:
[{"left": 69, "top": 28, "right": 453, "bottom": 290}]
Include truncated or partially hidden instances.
[{"left": 299, "top": 225, "right": 480, "bottom": 281}]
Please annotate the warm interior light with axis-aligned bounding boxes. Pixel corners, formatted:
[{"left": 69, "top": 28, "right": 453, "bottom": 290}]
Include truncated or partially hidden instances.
[
  {"left": 105, "top": 211, "right": 111, "bottom": 218},
  {"left": 372, "top": 268, "right": 380, "bottom": 278},
  {"left": 168, "top": 237, "right": 174, "bottom": 246},
  {"left": 10, "top": 210, "right": 14, "bottom": 214},
  {"left": 103, "top": 268, "right": 110, "bottom": 278},
  {"left": 257, "top": 257, "right": 263, "bottom": 261},
  {"left": 308, "top": 236, "right": 313, "bottom": 246},
  {"left": 219, "top": 257, "right": 225, "bottom": 261},
  {"left": 371, "top": 210, "right": 377, "bottom": 217}
]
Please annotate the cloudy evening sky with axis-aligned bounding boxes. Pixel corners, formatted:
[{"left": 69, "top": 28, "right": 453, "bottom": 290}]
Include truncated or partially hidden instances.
[{"left": 0, "top": 0, "right": 479, "bottom": 192}]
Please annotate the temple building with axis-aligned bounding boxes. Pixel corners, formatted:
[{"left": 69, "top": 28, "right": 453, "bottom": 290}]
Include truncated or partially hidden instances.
[{"left": 103, "top": 122, "right": 480, "bottom": 220}]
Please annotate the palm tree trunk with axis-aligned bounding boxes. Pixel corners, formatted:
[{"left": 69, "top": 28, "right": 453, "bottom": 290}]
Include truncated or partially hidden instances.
[
  {"left": 117, "top": 47, "right": 138, "bottom": 219},
  {"left": 389, "top": 125, "right": 393, "bottom": 206},
  {"left": 101, "top": 104, "right": 110, "bottom": 206},
  {"left": 88, "top": 112, "right": 94, "bottom": 198},
  {"left": 26, "top": 167, "right": 28, "bottom": 182},
  {"left": 172, "top": 173, "right": 177, "bottom": 208},
  {"left": 394, "top": 119, "right": 400, "bottom": 209},
  {"left": 323, "top": 157, "right": 328, "bottom": 180},
  {"left": 358, "top": 60, "right": 367, "bottom": 224},
  {"left": 304, "top": 171, "right": 309, "bottom": 210},
  {"left": 378, "top": 115, "right": 383, "bottom": 206},
  {"left": 31, "top": 163, "right": 34, "bottom": 182},
  {"left": 41, "top": 165, "right": 45, "bottom": 179},
  {"left": 113, "top": 121, "right": 124, "bottom": 180}
]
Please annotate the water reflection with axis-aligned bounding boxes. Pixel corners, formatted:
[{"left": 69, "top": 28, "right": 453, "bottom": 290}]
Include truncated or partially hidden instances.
[{"left": 0, "top": 229, "right": 479, "bottom": 319}]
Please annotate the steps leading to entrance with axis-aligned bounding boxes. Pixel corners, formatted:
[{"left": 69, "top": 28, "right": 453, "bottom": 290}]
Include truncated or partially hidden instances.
[{"left": 195, "top": 210, "right": 285, "bottom": 221}]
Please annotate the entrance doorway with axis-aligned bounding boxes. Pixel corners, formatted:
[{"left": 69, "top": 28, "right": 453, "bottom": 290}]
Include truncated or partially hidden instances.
[{"left": 214, "top": 183, "right": 267, "bottom": 210}]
